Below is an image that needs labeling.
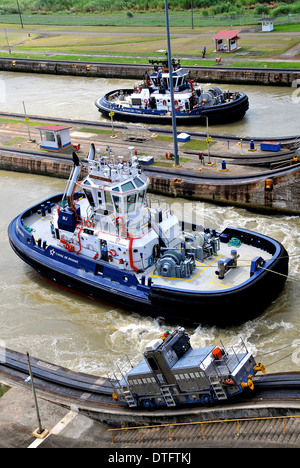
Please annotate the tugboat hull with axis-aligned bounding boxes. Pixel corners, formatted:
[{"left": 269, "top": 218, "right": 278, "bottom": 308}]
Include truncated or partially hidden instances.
[
  {"left": 8, "top": 197, "right": 288, "bottom": 327},
  {"left": 95, "top": 90, "right": 249, "bottom": 125}
]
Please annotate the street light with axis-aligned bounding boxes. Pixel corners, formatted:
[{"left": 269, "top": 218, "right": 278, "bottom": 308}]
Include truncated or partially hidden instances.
[
  {"left": 16, "top": 0, "right": 24, "bottom": 29},
  {"left": 164, "top": 0, "right": 179, "bottom": 167}
]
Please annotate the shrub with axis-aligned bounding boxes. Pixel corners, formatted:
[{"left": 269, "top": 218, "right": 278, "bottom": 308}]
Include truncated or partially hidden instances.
[
  {"left": 272, "top": 3, "right": 291, "bottom": 15},
  {"left": 255, "top": 5, "right": 270, "bottom": 15}
]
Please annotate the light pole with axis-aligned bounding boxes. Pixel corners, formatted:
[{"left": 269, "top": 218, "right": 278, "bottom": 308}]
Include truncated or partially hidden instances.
[
  {"left": 16, "top": 0, "right": 24, "bottom": 29},
  {"left": 164, "top": 0, "right": 179, "bottom": 167},
  {"left": 4, "top": 29, "right": 11, "bottom": 55}
]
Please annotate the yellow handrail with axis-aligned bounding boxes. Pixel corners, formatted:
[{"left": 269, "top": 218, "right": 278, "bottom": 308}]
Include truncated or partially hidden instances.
[{"left": 108, "top": 414, "right": 300, "bottom": 444}]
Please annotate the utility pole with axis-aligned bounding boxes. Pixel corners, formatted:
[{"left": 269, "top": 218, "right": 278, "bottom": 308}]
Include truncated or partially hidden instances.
[
  {"left": 4, "top": 29, "right": 11, "bottom": 55},
  {"left": 23, "top": 101, "right": 33, "bottom": 142},
  {"left": 26, "top": 352, "right": 49, "bottom": 439},
  {"left": 164, "top": 0, "right": 179, "bottom": 167},
  {"left": 206, "top": 116, "right": 212, "bottom": 166},
  {"left": 16, "top": 0, "right": 24, "bottom": 29}
]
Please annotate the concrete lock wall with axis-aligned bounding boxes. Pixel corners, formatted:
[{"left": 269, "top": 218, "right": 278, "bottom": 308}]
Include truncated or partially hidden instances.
[
  {"left": 1, "top": 58, "right": 300, "bottom": 86},
  {"left": 1, "top": 150, "right": 299, "bottom": 214}
]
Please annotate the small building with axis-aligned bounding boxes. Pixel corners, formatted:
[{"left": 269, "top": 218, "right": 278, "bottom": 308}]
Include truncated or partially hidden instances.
[
  {"left": 258, "top": 18, "right": 275, "bottom": 32},
  {"left": 36, "top": 125, "right": 72, "bottom": 151},
  {"left": 212, "top": 30, "right": 241, "bottom": 53}
]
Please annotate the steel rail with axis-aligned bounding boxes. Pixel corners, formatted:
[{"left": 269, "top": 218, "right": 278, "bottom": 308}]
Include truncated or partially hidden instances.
[
  {"left": 1, "top": 347, "right": 300, "bottom": 405},
  {"left": 1, "top": 145, "right": 300, "bottom": 184}
]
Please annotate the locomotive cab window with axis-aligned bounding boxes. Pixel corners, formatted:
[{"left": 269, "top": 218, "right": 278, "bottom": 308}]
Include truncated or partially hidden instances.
[{"left": 147, "top": 357, "right": 159, "bottom": 371}]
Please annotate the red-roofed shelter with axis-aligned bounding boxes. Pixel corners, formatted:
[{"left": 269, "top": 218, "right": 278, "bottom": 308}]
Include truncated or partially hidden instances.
[
  {"left": 212, "top": 30, "right": 241, "bottom": 53},
  {"left": 36, "top": 124, "right": 72, "bottom": 151}
]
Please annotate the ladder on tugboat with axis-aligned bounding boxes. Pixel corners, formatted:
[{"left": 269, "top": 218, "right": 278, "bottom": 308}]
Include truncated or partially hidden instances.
[
  {"left": 161, "top": 386, "right": 176, "bottom": 406},
  {"left": 209, "top": 377, "right": 228, "bottom": 400}
]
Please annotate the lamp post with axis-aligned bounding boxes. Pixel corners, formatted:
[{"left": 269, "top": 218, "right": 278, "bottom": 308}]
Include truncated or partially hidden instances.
[
  {"left": 16, "top": 0, "right": 24, "bottom": 29},
  {"left": 4, "top": 29, "right": 11, "bottom": 55},
  {"left": 164, "top": 0, "right": 179, "bottom": 166}
]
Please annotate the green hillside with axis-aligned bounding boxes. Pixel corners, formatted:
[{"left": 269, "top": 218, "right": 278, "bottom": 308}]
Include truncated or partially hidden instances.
[{"left": 2, "top": 0, "right": 300, "bottom": 17}]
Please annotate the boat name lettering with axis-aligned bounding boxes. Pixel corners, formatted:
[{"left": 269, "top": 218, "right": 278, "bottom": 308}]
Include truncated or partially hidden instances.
[
  {"left": 67, "top": 256, "right": 79, "bottom": 264},
  {"left": 49, "top": 248, "right": 79, "bottom": 264}
]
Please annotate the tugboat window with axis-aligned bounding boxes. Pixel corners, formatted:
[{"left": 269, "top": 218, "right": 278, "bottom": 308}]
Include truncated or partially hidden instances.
[
  {"left": 121, "top": 181, "right": 135, "bottom": 192},
  {"left": 112, "top": 195, "right": 121, "bottom": 213},
  {"left": 134, "top": 177, "right": 144, "bottom": 188},
  {"left": 126, "top": 194, "right": 136, "bottom": 213},
  {"left": 104, "top": 191, "right": 113, "bottom": 211},
  {"left": 83, "top": 189, "right": 95, "bottom": 207},
  {"left": 137, "top": 190, "right": 145, "bottom": 209},
  {"left": 139, "top": 174, "right": 147, "bottom": 183}
]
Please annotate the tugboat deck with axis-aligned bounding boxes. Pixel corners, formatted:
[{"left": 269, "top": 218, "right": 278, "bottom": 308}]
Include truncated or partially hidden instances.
[
  {"left": 23, "top": 209, "right": 273, "bottom": 293},
  {"left": 143, "top": 242, "right": 272, "bottom": 292}
]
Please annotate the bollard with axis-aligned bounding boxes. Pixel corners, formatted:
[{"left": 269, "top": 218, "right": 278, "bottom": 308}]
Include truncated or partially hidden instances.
[
  {"left": 249, "top": 139, "right": 256, "bottom": 152},
  {"left": 220, "top": 160, "right": 229, "bottom": 172}
]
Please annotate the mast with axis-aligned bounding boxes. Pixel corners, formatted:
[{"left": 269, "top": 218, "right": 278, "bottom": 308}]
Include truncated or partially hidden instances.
[{"left": 164, "top": 0, "right": 179, "bottom": 167}]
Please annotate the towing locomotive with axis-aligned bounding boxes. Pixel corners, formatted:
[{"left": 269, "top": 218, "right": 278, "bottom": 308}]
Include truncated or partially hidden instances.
[{"left": 112, "top": 328, "right": 265, "bottom": 409}]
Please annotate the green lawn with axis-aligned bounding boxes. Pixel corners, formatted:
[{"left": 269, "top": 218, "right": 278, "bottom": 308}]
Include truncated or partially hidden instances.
[
  {"left": 0, "top": 383, "right": 10, "bottom": 397},
  {"left": 180, "top": 139, "right": 216, "bottom": 151},
  {"left": 230, "top": 61, "right": 300, "bottom": 68},
  {"left": 1, "top": 18, "right": 300, "bottom": 70}
]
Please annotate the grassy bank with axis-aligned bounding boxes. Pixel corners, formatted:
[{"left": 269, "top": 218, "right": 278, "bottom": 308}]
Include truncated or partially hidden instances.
[
  {"left": 1, "top": 10, "right": 300, "bottom": 28},
  {"left": 0, "top": 383, "right": 10, "bottom": 397},
  {"left": 1, "top": 14, "right": 300, "bottom": 70}
]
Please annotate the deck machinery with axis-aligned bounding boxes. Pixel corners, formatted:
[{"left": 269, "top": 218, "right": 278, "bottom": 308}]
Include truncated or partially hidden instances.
[{"left": 112, "top": 328, "right": 265, "bottom": 409}]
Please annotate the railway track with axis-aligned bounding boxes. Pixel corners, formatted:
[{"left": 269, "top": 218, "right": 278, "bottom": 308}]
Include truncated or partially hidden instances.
[
  {"left": 1, "top": 144, "right": 300, "bottom": 183},
  {"left": 0, "top": 109, "right": 299, "bottom": 142},
  {"left": 0, "top": 346, "right": 300, "bottom": 426}
]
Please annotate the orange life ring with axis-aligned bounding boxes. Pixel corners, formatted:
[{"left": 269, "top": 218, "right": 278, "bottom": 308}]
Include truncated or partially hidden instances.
[
  {"left": 109, "top": 248, "right": 117, "bottom": 257},
  {"left": 85, "top": 219, "right": 92, "bottom": 228},
  {"left": 163, "top": 100, "right": 167, "bottom": 106}
]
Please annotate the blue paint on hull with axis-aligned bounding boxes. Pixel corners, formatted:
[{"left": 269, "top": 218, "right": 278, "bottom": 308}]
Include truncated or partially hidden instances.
[{"left": 8, "top": 194, "right": 288, "bottom": 326}]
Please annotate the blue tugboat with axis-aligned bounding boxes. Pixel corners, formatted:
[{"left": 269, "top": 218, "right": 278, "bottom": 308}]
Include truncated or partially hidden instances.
[
  {"left": 111, "top": 327, "right": 266, "bottom": 409},
  {"left": 8, "top": 144, "right": 288, "bottom": 326},
  {"left": 95, "top": 58, "right": 249, "bottom": 125}
]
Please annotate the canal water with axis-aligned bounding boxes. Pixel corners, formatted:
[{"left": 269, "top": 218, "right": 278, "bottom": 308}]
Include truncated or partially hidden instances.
[
  {"left": 0, "top": 70, "right": 300, "bottom": 137},
  {"left": 0, "top": 71, "right": 299, "bottom": 378}
]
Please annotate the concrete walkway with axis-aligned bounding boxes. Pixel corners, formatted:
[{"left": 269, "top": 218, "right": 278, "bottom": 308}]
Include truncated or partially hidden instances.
[{"left": 0, "top": 387, "right": 111, "bottom": 448}]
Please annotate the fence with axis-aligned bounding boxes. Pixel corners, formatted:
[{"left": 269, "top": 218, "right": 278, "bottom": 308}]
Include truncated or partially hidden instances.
[{"left": 1, "top": 13, "right": 300, "bottom": 28}]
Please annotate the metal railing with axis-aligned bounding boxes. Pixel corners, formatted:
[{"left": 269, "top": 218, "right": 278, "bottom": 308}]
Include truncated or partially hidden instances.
[{"left": 108, "top": 414, "right": 300, "bottom": 444}]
